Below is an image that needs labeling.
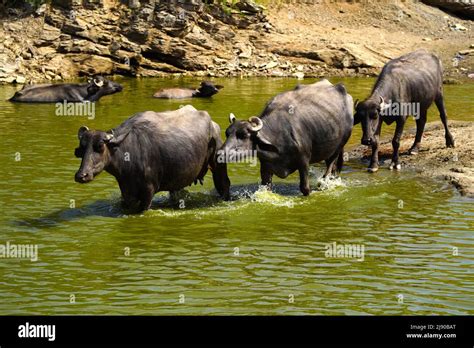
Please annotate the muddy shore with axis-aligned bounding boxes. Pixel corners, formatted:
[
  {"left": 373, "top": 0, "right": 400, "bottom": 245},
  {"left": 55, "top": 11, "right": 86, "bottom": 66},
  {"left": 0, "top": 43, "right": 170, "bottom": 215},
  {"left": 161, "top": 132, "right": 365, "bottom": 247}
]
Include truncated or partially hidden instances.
[{"left": 348, "top": 121, "right": 474, "bottom": 197}]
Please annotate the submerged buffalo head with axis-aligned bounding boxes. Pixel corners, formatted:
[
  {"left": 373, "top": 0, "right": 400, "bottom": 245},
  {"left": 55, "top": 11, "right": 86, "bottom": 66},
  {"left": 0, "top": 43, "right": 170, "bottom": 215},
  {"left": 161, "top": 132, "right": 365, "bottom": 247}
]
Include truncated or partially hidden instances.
[
  {"left": 195, "top": 81, "right": 223, "bottom": 98},
  {"left": 220, "top": 113, "right": 277, "bottom": 162},
  {"left": 354, "top": 96, "right": 388, "bottom": 146},
  {"left": 74, "top": 126, "right": 128, "bottom": 183},
  {"left": 86, "top": 76, "right": 123, "bottom": 101}
]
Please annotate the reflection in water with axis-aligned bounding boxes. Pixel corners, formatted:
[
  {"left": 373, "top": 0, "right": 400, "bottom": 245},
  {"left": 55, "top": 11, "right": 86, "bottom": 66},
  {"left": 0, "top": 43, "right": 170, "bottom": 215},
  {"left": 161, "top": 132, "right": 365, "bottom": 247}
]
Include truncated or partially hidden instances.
[{"left": 0, "top": 78, "right": 473, "bottom": 315}]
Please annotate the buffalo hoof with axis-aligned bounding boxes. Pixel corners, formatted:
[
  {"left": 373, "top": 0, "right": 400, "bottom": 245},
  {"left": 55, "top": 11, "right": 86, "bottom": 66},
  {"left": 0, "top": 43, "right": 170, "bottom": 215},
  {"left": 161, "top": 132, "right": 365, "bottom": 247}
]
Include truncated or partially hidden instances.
[
  {"left": 367, "top": 167, "right": 378, "bottom": 173},
  {"left": 408, "top": 148, "right": 419, "bottom": 155},
  {"left": 389, "top": 162, "right": 402, "bottom": 171},
  {"left": 446, "top": 138, "right": 455, "bottom": 148},
  {"left": 300, "top": 187, "right": 311, "bottom": 196}
]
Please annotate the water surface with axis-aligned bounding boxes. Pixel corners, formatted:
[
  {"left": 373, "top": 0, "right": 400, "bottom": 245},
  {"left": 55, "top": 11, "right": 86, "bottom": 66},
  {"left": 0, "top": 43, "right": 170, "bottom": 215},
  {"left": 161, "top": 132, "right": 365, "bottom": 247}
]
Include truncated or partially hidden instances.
[{"left": 0, "top": 77, "right": 473, "bottom": 315}]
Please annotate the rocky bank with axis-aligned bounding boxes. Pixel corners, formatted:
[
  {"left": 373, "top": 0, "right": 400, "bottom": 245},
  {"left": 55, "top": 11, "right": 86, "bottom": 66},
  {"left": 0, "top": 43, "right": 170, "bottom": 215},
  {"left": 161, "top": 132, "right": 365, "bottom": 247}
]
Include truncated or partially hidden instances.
[{"left": 0, "top": 0, "right": 473, "bottom": 84}]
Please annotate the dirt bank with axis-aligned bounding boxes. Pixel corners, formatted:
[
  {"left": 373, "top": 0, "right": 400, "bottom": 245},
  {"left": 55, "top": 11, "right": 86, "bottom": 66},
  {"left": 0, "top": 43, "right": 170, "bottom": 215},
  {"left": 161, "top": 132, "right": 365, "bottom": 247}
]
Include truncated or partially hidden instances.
[
  {"left": 0, "top": 0, "right": 473, "bottom": 84},
  {"left": 348, "top": 121, "right": 474, "bottom": 197}
]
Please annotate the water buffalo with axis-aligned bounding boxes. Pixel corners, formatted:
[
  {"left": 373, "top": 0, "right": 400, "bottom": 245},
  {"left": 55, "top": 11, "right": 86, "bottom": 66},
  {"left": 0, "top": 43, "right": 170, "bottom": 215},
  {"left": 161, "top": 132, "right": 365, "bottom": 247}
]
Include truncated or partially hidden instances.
[
  {"left": 153, "top": 81, "right": 223, "bottom": 99},
  {"left": 74, "top": 105, "right": 230, "bottom": 213},
  {"left": 9, "top": 76, "right": 123, "bottom": 103},
  {"left": 354, "top": 49, "right": 455, "bottom": 172},
  {"left": 220, "top": 79, "right": 353, "bottom": 196}
]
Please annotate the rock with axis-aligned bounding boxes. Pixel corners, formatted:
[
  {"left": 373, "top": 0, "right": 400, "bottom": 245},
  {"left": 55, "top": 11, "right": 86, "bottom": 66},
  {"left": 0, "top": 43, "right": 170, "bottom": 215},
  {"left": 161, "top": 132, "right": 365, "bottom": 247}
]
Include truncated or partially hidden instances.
[
  {"left": 339, "top": 44, "right": 385, "bottom": 68},
  {"left": 5, "top": 22, "right": 23, "bottom": 32},
  {"left": 422, "top": 37, "right": 432, "bottom": 41},
  {"left": 35, "top": 4, "right": 49, "bottom": 17},
  {"left": 155, "top": 11, "right": 193, "bottom": 37},
  {"left": 129, "top": 0, "right": 141, "bottom": 9},
  {"left": 262, "top": 22, "right": 272, "bottom": 32},
  {"left": 458, "top": 49, "right": 474, "bottom": 56},
  {"left": 37, "top": 47, "right": 57, "bottom": 56},
  {"left": 234, "top": 0, "right": 264, "bottom": 15},
  {"left": 0, "top": 76, "right": 16, "bottom": 84},
  {"left": 449, "top": 23, "right": 467, "bottom": 32},
  {"left": 184, "top": 26, "right": 214, "bottom": 50},
  {"left": 37, "top": 24, "right": 62, "bottom": 45},
  {"left": 293, "top": 71, "right": 304, "bottom": 80},
  {"left": 123, "top": 24, "right": 149, "bottom": 43},
  {"left": 443, "top": 78, "right": 462, "bottom": 85},
  {"left": 422, "top": 0, "right": 474, "bottom": 20},
  {"left": 264, "top": 61, "right": 278, "bottom": 69},
  {"left": 235, "top": 42, "right": 252, "bottom": 59},
  {"left": 0, "top": 63, "right": 18, "bottom": 75},
  {"left": 72, "top": 54, "right": 114, "bottom": 75},
  {"left": 138, "top": 58, "right": 184, "bottom": 73},
  {"left": 468, "top": 73, "right": 474, "bottom": 79}
]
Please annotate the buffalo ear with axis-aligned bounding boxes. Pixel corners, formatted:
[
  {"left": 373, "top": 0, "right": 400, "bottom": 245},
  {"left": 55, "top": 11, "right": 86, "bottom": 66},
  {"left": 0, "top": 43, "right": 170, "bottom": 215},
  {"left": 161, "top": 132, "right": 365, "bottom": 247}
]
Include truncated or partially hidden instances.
[
  {"left": 353, "top": 113, "right": 361, "bottom": 125},
  {"left": 104, "top": 132, "right": 114, "bottom": 143},
  {"left": 256, "top": 134, "right": 279, "bottom": 154},
  {"left": 354, "top": 99, "right": 359, "bottom": 109},
  {"left": 78, "top": 126, "right": 89, "bottom": 140},
  {"left": 106, "top": 130, "right": 130, "bottom": 146}
]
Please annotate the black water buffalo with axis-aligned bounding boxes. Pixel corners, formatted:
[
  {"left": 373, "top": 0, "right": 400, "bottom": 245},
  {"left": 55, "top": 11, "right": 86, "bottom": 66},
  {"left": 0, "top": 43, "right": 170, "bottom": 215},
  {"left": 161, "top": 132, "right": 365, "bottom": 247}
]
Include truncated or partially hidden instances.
[
  {"left": 9, "top": 76, "right": 123, "bottom": 103},
  {"left": 220, "top": 79, "right": 353, "bottom": 196},
  {"left": 74, "top": 105, "right": 230, "bottom": 213},
  {"left": 153, "top": 81, "right": 223, "bottom": 99},
  {"left": 354, "top": 49, "right": 455, "bottom": 172}
]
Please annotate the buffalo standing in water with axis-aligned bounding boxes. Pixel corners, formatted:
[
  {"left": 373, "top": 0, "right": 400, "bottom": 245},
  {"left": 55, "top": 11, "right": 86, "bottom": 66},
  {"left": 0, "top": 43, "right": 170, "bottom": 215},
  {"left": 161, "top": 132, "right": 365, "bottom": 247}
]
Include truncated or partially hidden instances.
[
  {"left": 220, "top": 80, "right": 353, "bottom": 196},
  {"left": 354, "top": 49, "right": 455, "bottom": 172},
  {"left": 9, "top": 76, "right": 123, "bottom": 103},
  {"left": 153, "top": 81, "right": 223, "bottom": 99},
  {"left": 74, "top": 105, "right": 230, "bottom": 213}
]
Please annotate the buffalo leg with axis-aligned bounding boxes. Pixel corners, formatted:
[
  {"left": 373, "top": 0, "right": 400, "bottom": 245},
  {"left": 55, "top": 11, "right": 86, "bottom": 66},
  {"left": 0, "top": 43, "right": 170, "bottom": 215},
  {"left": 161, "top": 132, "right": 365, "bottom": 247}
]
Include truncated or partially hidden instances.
[
  {"left": 389, "top": 119, "right": 405, "bottom": 170},
  {"left": 434, "top": 92, "right": 455, "bottom": 147},
  {"left": 137, "top": 184, "right": 155, "bottom": 212},
  {"left": 323, "top": 152, "right": 339, "bottom": 178},
  {"left": 260, "top": 162, "right": 273, "bottom": 191},
  {"left": 409, "top": 109, "right": 427, "bottom": 155},
  {"left": 299, "top": 165, "right": 310, "bottom": 196},
  {"left": 368, "top": 142, "right": 379, "bottom": 173},
  {"left": 335, "top": 150, "right": 344, "bottom": 175},
  {"left": 119, "top": 181, "right": 142, "bottom": 213},
  {"left": 368, "top": 122, "right": 382, "bottom": 173},
  {"left": 170, "top": 190, "right": 186, "bottom": 205},
  {"left": 211, "top": 162, "right": 230, "bottom": 201}
]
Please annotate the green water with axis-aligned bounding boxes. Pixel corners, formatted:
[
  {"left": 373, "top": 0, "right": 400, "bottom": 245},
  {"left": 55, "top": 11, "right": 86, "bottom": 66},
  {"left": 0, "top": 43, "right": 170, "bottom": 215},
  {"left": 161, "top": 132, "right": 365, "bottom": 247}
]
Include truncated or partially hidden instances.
[{"left": 0, "top": 77, "right": 473, "bottom": 315}]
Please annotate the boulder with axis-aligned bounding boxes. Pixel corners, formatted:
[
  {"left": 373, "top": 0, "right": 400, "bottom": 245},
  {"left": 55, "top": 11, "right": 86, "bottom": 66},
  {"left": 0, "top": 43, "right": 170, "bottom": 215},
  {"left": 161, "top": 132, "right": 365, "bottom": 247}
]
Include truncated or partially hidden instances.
[{"left": 422, "top": 0, "right": 474, "bottom": 20}]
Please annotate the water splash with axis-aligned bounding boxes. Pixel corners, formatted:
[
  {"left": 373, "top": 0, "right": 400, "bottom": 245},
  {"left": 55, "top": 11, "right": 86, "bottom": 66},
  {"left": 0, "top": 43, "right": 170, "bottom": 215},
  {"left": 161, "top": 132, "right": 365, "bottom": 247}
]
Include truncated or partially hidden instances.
[
  {"left": 249, "top": 186, "right": 297, "bottom": 208},
  {"left": 314, "top": 176, "right": 346, "bottom": 192}
]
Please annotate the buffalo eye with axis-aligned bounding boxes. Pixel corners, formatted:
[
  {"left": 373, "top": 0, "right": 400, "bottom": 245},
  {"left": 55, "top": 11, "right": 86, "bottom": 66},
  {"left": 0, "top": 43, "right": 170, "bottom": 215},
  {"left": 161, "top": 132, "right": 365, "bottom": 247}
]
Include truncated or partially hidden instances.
[
  {"left": 93, "top": 140, "right": 105, "bottom": 152},
  {"left": 74, "top": 147, "right": 84, "bottom": 158},
  {"left": 236, "top": 129, "right": 249, "bottom": 139}
]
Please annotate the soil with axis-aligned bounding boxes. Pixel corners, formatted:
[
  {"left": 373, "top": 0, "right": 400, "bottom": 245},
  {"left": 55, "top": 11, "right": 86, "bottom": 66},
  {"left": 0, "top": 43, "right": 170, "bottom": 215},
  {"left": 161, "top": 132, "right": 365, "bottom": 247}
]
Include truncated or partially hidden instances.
[{"left": 264, "top": 0, "right": 474, "bottom": 79}]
